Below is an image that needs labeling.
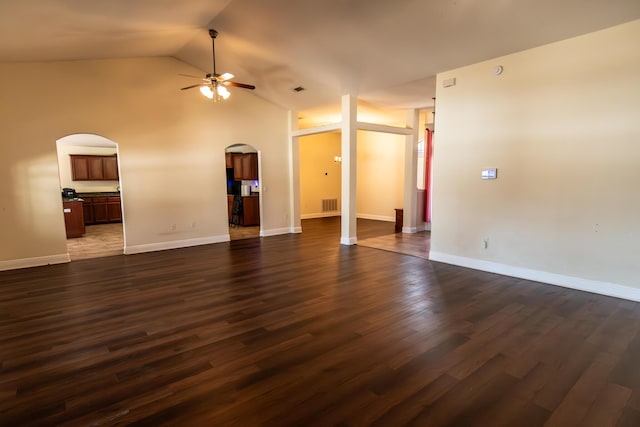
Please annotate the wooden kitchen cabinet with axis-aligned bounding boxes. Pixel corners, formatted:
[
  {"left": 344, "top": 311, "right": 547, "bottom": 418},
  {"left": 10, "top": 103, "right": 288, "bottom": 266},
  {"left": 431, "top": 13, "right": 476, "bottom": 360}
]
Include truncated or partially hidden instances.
[
  {"left": 107, "top": 197, "right": 122, "bottom": 222},
  {"left": 92, "top": 197, "right": 109, "bottom": 223},
  {"left": 82, "top": 201, "right": 94, "bottom": 224},
  {"left": 231, "top": 154, "right": 243, "bottom": 180},
  {"left": 231, "top": 153, "right": 258, "bottom": 180},
  {"left": 82, "top": 195, "right": 121, "bottom": 225},
  {"left": 71, "top": 155, "right": 119, "bottom": 181},
  {"left": 225, "top": 153, "right": 234, "bottom": 168},
  {"left": 103, "top": 157, "right": 119, "bottom": 180},
  {"left": 227, "top": 195, "right": 234, "bottom": 220},
  {"left": 88, "top": 157, "right": 104, "bottom": 180},
  {"left": 241, "top": 196, "right": 260, "bottom": 226},
  {"left": 71, "top": 157, "right": 89, "bottom": 180},
  {"left": 241, "top": 153, "right": 258, "bottom": 180},
  {"left": 63, "top": 200, "right": 85, "bottom": 238}
]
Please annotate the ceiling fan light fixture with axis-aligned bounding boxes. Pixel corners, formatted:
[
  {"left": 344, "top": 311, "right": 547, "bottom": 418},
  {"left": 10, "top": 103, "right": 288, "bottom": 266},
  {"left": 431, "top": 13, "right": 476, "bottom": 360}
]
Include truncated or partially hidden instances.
[
  {"left": 217, "top": 85, "right": 231, "bottom": 99},
  {"left": 200, "top": 85, "right": 214, "bottom": 99}
]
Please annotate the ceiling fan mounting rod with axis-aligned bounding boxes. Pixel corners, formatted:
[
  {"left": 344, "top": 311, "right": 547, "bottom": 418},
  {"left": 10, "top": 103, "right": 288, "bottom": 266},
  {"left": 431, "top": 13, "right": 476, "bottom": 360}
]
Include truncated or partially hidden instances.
[{"left": 209, "top": 29, "right": 218, "bottom": 78}]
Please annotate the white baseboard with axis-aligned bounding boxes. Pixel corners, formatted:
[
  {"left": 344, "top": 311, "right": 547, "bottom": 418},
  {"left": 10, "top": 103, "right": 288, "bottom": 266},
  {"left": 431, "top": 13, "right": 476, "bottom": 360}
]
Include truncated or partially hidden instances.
[
  {"left": 402, "top": 226, "right": 418, "bottom": 233},
  {"left": 357, "top": 213, "right": 395, "bottom": 222},
  {"left": 260, "top": 227, "right": 293, "bottom": 237},
  {"left": 341, "top": 236, "right": 358, "bottom": 245},
  {"left": 124, "top": 234, "right": 229, "bottom": 255},
  {"left": 301, "top": 212, "right": 340, "bottom": 219},
  {"left": 429, "top": 251, "right": 640, "bottom": 302},
  {"left": 0, "top": 254, "right": 70, "bottom": 271},
  {"left": 291, "top": 226, "right": 303, "bottom": 234}
]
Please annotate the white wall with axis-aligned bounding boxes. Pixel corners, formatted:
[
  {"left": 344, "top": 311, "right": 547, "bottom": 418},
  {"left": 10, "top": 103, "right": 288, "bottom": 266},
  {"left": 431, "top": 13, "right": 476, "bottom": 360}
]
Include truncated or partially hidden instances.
[
  {"left": 431, "top": 20, "right": 640, "bottom": 297},
  {"left": 0, "top": 57, "right": 290, "bottom": 269}
]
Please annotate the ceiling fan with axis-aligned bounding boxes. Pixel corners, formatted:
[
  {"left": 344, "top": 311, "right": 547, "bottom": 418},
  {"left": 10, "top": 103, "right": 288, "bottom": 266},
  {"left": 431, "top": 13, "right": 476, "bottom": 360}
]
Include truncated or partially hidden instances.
[{"left": 180, "top": 29, "right": 255, "bottom": 101}]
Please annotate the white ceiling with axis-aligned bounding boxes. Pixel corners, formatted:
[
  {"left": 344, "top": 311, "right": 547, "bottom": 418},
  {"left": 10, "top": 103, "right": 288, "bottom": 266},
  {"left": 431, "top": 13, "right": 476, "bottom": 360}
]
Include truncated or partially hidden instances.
[{"left": 2, "top": 0, "right": 639, "bottom": 124}]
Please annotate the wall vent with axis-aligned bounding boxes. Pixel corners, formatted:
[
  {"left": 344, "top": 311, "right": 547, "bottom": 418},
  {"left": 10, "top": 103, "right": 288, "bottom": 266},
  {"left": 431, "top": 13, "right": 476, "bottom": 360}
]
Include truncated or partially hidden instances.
[{"left": 322, "top": 199, "right": 338, "bottom": 212}]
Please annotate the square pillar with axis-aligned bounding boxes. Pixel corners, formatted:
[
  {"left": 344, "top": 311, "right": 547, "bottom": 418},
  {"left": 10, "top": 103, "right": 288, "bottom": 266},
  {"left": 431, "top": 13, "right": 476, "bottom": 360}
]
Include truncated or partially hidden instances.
[
  {"left": 403, "top": 109, "right": 420, "bottom": 233},
  {"left": 341, "top": 95, "right": 357, "bottom": 245}
]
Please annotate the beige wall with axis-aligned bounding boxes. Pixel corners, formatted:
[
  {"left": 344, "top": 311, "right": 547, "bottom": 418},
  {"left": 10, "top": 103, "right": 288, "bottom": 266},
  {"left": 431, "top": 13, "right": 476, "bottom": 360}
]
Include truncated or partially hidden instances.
[
  {"left": 431, "top": 20, "right": 640, "bottom": 293},
  {"left": 299, "top": 132, "right": 342, "bottom": 217},
  {"left": 298, "top": 130, "right": 406, "bottom": 222},
  {"left": 0, "top": 57, "right": 289, "bottom": 267},
  {"left": 357, "top": 130, "right": 405, "bottom": 221}
]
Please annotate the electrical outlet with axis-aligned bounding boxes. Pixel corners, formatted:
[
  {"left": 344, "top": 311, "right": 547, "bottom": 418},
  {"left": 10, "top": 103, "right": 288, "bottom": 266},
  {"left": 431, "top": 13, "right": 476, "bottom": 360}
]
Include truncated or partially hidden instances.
[
  {"left": 483, "top": 237, "right": 489, "bottom": 249},
  {"left": 191, "top": 222, "right": 196, "bottom": 229},
  {"left": 171, "top": 223, "right": 177, "bottom": 231}
]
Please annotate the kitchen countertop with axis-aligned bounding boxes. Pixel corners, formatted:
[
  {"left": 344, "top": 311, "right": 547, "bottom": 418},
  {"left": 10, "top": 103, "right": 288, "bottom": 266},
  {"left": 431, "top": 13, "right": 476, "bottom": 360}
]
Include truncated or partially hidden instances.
[{"left": 76, "top": 192, "right": 121, "bottom": 197}]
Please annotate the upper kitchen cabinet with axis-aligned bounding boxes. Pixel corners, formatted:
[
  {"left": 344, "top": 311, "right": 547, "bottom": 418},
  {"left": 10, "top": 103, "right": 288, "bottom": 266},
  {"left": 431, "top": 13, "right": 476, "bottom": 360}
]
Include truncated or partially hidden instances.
[
  {"left": 102, "top": 156, "right": 119, "bottom": 180},
  {"left": 71, "top": 154, "right": 119, "bottom": 181},
  {"left": 231, "top": 153, "right": 258, "bottom": 180}
]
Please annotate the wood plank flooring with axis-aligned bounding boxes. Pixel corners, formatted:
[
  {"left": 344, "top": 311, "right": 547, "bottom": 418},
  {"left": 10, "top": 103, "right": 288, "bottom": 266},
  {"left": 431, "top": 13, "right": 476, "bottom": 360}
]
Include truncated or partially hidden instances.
[{"left": 2, "top": 217, "right": 640, "bottom": 426}]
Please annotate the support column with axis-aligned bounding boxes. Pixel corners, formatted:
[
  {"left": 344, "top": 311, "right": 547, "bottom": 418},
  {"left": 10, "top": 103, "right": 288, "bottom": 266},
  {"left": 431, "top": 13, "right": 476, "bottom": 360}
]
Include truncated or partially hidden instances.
[
  {"left": 288, "top": 110, "right": 302, "bottom": 233},
  {"left": 341, "top": 94, "right": 357, "bottom": 245},
  {"left": 403, "top": 109, "right": 420, "bottom": 233}
]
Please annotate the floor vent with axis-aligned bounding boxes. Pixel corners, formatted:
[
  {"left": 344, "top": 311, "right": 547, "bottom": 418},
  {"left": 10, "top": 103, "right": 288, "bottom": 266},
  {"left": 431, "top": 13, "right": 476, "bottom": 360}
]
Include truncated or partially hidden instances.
[{"left": 322, "top": 199, "right": 338, "bottom": 212}]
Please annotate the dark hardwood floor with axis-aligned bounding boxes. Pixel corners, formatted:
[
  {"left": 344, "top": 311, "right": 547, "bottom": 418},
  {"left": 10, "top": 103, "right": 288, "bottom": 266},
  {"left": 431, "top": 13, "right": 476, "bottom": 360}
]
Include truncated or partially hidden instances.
[{"left": 1, "top": 218, "right": 640, "bottom": 426}]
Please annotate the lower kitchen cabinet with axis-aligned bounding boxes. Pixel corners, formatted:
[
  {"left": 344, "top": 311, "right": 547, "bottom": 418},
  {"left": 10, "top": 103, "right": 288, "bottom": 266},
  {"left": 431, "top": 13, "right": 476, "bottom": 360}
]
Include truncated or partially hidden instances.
[
  {"left": 82, "top": 202, "right": 94, "bottom": 224},
  {"left": 92, "top": 197, "right": 109, "bottom": 223},
  {"left": 63, "top": 200, "right": 85, "bottom": 238},
  {"left": 82, "top": 195, "right": 122, "bottom": 225},
  {"left": 107, "top": 197, "right": 122, "bottom": 222},
  {"left": 227, "top": 195, "right": 260, "bottom": 226},
  {"left": 241, "top": 196, "right": 260, "bottom": 226}
]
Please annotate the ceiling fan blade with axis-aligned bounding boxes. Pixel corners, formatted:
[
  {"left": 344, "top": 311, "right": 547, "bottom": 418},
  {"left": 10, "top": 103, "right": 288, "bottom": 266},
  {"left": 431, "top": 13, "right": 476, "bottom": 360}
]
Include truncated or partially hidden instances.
[
  {"left": 180, "top": 84, "right": 204, "bottom": 90},
  {"left": 216, "top": 72, "right": 234, "bottom": 81},
  {"left": 225, "top": 81, "right": 256, "bottom": 90}
]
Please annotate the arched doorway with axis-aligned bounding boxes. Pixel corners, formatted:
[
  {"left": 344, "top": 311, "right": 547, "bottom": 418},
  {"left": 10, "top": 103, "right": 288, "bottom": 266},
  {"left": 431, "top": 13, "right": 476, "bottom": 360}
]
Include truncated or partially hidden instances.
[
  {"left": 56, "top": 134, "right": 125, "bottom": 259},
  {"left": 224, "top": 144, "right": 261, "bottom": 240}
]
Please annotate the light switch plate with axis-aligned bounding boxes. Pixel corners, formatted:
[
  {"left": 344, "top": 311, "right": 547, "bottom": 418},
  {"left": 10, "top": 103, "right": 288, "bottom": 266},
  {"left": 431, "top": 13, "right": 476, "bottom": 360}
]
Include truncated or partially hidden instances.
[{"left": 481, "top": 168, "right": 497, "bottom": 180}]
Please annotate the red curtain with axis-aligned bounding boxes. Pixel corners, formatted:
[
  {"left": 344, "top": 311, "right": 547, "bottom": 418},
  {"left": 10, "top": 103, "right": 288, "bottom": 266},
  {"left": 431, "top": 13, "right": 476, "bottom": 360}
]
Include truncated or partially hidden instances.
[{"left": 423, "top": 128, "right": 433, "bottom": 223}]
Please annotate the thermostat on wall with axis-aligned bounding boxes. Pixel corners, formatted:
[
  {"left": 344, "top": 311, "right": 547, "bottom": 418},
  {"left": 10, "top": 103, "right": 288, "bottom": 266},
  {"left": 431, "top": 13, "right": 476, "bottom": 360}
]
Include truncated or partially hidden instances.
[{"left": 481, "top": 168, "right": 497, "bottom": 180}]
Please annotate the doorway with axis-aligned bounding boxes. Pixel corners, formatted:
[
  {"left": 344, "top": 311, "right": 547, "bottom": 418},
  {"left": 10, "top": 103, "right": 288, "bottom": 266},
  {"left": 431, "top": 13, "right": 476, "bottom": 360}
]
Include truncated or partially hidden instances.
[
  {"left": 224, "top": 144, "right": 261, "bottom": 240},
  {"left": 56, "top": 134, "right": 124, "bottom": 260}
]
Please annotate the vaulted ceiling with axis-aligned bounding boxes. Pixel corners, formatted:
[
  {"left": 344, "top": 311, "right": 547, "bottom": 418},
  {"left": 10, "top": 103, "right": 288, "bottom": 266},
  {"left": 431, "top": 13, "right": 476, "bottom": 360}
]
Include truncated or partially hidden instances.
[{"left": 2, "top": 0, "right": 639, "bottom": 124}]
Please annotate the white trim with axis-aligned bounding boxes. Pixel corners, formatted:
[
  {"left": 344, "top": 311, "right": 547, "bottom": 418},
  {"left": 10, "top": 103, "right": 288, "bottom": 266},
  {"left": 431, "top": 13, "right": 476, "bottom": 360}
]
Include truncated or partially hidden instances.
[
  {"left": 291, "top": 226, "right": 302, "bottom": 234},
  {"left": 291, "top": 122, "right": 341, "bottom": 137},
  {"left": 413, "top": 222, "right": 430, "bottom": 232},
  {"left": 341, "top": 236, "right": 358, "bottom": 245},
  {"left": 357, "top": 213, "right": 395, "bottom": 222},
  {"left": 429, "top": 251, "right": 640, "bottom": 302},
  {"left": 124, "top": 234, "right": 229, "bottom": 255},
  {"left": 0, "top": 254, "right": 70, "bottom": 271},
  {"left": 357, "top": 121, "right": 415, "bottom": 135},
  {"left": 402, "top": 226, "right": 418, "bottom": 233},
  {"left": 301, "top": 212, "right": 340, "bottom": 219},
  {"left": 260, "top": 227, "right": 293, "bottom": 237}
]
